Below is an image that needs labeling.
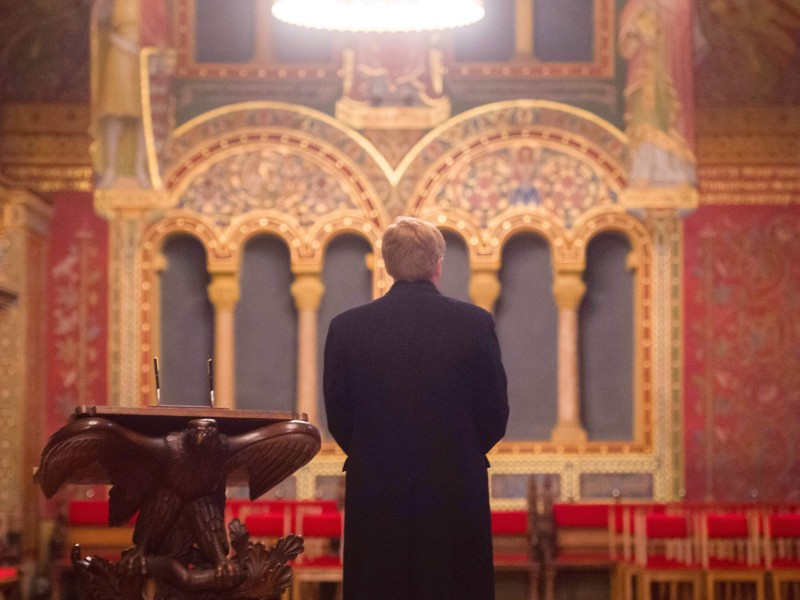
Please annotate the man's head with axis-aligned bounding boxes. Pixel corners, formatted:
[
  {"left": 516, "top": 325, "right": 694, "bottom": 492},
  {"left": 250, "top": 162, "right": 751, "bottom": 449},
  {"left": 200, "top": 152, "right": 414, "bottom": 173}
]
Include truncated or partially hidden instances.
[{"left": 381, "top": 216, "right": 446, "bottom": 284}]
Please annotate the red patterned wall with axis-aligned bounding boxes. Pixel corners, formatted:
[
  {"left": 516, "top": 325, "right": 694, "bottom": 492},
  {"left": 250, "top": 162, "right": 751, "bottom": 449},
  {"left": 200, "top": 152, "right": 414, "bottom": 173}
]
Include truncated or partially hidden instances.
[
  {"left": 45, "top": 192, "right": 109, "bottom": 437},
  {"left": 684, "top": 205, "right": 800, "bottom": 502}
]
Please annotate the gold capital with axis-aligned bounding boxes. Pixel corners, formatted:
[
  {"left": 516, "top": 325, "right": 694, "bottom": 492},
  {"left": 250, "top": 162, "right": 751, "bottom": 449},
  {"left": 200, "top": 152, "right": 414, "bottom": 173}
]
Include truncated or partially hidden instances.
[
  {"left": 552, "top": 271, "right": 586, "bottom": 310},
  {"left": 207, "top": 271, "right": 240, "bottom": 310},
  {"left": 291, "top": 273, "right": 325, "bottom": 312},
  {"left": 469, "top": 268, "right": 501, "bottom": 313}
]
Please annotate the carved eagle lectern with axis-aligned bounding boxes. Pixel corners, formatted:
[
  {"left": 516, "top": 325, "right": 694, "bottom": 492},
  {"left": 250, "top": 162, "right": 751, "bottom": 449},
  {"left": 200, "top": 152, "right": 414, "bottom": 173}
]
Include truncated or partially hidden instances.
[{"left": 36, "top": 407, "right": 321, "bottom": 600}]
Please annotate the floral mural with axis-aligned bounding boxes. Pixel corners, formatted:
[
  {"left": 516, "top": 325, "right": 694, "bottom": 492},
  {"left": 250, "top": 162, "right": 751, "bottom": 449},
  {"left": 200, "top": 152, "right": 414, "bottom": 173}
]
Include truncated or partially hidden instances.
[
  {"left": 433, "top": 145, "right": 617, "bottom": 228},
  {"left": 177, "top": 148, "right": 361, "bottom": 229},
  {"left": 684, "top": 205, "right": 800, "bottom": 502}
]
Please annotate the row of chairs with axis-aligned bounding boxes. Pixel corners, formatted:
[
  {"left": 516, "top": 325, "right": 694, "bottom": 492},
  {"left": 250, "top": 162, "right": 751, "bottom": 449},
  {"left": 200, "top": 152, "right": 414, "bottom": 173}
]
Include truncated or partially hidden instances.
[
  {"left": 53, "top": 498, "right": 800, "bottom": 600},
  {"left": 616, "top": 507, "right": 800, "bottom": 600},
  {"left": 489, "top": 499, "right": 800, "bottom": 600},
  {"left": 241, "top": 499, "right": 343, "bottom": 600},
  {"left": 51, "top": 499, "right": 345, "bottom": 600}
]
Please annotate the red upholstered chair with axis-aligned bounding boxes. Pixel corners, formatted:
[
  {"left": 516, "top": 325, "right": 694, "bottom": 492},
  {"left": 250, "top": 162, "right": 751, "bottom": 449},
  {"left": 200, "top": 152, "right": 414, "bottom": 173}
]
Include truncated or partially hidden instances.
[
  {"left": 763, "top": 512, "right": 800, "bottom": 600},
  {"left": 630, "top": 512, "right": 702, "bottom": 600},
  {"left": 492, "top": 510, "right": 538, "bottom": 600},
  {"left": 50, "top": 500, "right": 136, "bottom": 600},
  {"left": 0, "top": 566, "right": 18, "bottom": 600},
  {"left": 291, "top": 511, "right": 344, "bottom": 600},
  {"left": 244, "top": 511, "right": 288, "bottom": 543},
  {"left": 701, "top": 512, "right": 765, "bottom": 600},
  {"left": 242, "top": 499, "right": 339, "bottom": 542},
  {"left": 543, "top": 503, "right": 617, "bottom": 600},
  {"left": 65, "top": 498, "right": 135, "bottom": 549}
]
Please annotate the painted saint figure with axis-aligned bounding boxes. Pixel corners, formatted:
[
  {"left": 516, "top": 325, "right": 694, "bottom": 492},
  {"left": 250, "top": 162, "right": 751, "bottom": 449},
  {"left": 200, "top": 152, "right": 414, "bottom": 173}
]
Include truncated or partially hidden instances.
[
  {"left": 619, "top": 0, "right": 697, "bottom": 187},
  {"left": 92, "top": 0, "right": 149, "bottom": 188}
]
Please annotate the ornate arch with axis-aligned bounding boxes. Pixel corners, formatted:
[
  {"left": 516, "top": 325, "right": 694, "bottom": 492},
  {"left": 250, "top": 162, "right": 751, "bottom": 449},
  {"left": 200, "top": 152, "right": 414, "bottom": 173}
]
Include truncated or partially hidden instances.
[
  {"left": 163, "top": 102, "right": 392, "bottom": 241},
  {"left": 397, "top": 100, "right": 629, "bottom": 266}
]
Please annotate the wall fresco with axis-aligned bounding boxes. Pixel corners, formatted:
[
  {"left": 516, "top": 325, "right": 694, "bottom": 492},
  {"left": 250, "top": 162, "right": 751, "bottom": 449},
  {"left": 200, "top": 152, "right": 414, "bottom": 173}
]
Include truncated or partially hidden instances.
[
  {"left": 46, "top": 192, "right": 108, "bottom": 436},
  {"left": 684, "top": 205, "right": 800, "bottom": 502}
]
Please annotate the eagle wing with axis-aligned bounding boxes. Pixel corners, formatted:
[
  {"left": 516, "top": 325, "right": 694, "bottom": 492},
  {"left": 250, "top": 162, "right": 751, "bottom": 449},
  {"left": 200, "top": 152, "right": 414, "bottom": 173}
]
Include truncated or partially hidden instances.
[
  {"left": 35, "top": 416, "right": 160, "bottom": 526},
  {"left": 224, "top": 420, "right": 321, "bottom": 500}
]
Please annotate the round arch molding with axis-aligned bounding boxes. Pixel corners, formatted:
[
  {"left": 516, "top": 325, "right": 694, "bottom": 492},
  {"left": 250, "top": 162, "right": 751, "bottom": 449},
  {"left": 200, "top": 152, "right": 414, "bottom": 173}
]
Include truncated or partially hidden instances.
[
  {"left": 395, "top": 100, "right": 630, "bottom": 267},
  {"left": 161, "top": 101, "right": 394, "bottom": 265}
]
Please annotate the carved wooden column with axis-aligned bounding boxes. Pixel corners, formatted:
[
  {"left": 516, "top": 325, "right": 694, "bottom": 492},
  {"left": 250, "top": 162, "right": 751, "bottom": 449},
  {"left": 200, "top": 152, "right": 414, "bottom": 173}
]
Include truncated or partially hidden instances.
[
  {"left": 207, "top": 269, "right": 240, "bottom": 409},
  {"left": 469, "top": 266, "right": 501, "bottom": 313},
  {"left": 0, "top": 184, "right": 52, "bottom": 558},
  {"left": 290, "top": 272, "right": 325, "bottom": 425},
  {"left": 550, "top": 270, "right": 588, "bottom": 443}
]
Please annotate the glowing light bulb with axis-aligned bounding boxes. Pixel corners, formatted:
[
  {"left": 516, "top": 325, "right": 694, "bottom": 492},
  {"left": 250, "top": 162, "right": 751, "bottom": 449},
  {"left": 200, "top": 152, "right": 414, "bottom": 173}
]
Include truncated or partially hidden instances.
[{"left": 271, "top": 0, "right": 485, "bottom": 33}]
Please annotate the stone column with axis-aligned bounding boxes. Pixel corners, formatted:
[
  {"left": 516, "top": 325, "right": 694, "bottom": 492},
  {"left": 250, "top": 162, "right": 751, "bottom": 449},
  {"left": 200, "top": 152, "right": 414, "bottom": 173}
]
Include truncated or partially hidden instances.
[
  {"left": 290, "top": 272, "right": 325, "bottom": 425},
  {"left": 95, "top": 188, "right": 167, "bottom": 407},
  {"left": 0, "top": 185, "right": 52, "bottom": 560},
  {"left": 207, "top": 269, "right": 240, "bottom": 409},
  {"left": 469, "top": 266, "right": 501, "bottom": 313},
  {"left": 550, "top": 270, "right": 588, "bottom": 443}
]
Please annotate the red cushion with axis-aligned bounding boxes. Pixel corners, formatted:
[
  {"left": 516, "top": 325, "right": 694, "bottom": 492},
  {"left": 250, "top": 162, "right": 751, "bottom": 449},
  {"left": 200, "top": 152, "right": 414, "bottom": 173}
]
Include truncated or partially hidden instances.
[
  {"left": 553, "top": 504, "right": 608, "bottom": 528},
  {"left": 555, "top": 552, "right": 612, "bottom": 565},
  {"left": 245, "top": 512, "right": 285, "bottom": 536},
  {"left": 493, "top": 553, "right": 530, "bottom": 565},
  {"left": 491, "top": 511, "right": 527, "bottom": 535},
  {"left": 267, "top": 500, "right": 337, "bottom": 513},
  {"left": 294, "top": 555, "right": 342, "bottom": 568},
  {"left": 225, "top": 499, "right": 271, "bottom": 520},
  {"left": 771, "top": 558, "right": 800, "bottom": 568},
  {"left": 646, "top": 514, "right": 688, "bottom": 539},
  {"left": 68, "top": 500, "right": 109, "bottom": 525},
  {"left": 706, "top": 557, "right": 763, "bottom": 569},
  {"left": 0, "top": 567, "right": 18, "bottom": 581},
  {"left": 706, "top": 514, "right": 749, "bottom": 538},
  {"left": 643, "top": 556, "right": 698, "bottom": 570},
  {"left": 612, "top": 503, "right": 667, "bottom": 532},
  {"left": 770, "top": 514, "right": 800, "bottom": 537},
  {"left": 302, "top": 513, "right": 342, "bottom": 538}
]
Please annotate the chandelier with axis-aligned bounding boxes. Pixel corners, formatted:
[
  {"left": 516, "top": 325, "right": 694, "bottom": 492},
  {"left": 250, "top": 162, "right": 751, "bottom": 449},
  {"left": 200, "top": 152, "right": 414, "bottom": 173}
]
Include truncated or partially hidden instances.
[{"left": 271, "top": 0, "right": 485, "bottom": 33}]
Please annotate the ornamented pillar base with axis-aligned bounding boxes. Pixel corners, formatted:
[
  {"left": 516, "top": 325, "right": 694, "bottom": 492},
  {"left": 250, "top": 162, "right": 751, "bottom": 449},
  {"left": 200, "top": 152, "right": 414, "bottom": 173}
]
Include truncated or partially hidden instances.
[{"left": 550, "top": 421, "right": 588, "bottom": 444}]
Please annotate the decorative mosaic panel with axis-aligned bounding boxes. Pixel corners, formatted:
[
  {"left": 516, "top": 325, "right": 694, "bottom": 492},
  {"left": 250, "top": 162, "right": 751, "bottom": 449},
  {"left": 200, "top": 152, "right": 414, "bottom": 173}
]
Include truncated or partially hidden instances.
[
  {"left": 684, "top": 205, "right": 800, "bottom": 503},
  {"left": 177, "top": 148, "right": 361, "bottom": 229},
  {"left": 431, "top": 145, "right": 618, "bottom": 228}
]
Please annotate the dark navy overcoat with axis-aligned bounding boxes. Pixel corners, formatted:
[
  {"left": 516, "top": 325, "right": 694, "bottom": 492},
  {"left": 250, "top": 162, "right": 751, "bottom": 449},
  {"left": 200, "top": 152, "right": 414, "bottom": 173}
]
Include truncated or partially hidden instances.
[{"left": 323, "top": 279, "right": 509, "bottom": 600}]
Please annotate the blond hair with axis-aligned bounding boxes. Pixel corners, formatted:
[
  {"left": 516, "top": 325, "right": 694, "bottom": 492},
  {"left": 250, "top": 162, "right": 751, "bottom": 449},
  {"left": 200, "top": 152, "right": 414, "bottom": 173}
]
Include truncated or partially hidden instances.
[{"left": 381, "top": 217, "right": 445, "bottom": 282}]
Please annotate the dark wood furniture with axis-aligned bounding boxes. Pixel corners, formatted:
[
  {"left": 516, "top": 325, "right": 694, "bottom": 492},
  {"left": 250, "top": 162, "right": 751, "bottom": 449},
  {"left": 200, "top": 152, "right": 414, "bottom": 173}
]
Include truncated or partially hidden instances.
[{"left": 37, "top": 405, "right": 320, "bottom": 600}]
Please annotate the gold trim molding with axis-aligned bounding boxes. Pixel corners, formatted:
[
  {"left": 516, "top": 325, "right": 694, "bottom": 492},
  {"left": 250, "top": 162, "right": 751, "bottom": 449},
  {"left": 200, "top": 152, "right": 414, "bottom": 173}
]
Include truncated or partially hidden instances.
[
  {"left": 0, "top": 103, "right": 92, "bottom": 193},
  {"left": 335, "top": 97, "right": 452, "bottom": 131},
  {"left": 621, "top": 185, "right": 699, "bottom": 211},
  {"left": 94, "top": 186, "right": 171, "bottom": 219}
]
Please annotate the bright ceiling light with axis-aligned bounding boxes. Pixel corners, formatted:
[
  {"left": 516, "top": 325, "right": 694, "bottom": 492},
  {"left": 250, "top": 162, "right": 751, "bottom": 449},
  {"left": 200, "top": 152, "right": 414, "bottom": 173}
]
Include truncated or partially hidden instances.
[{"left": 272, "top": 0, "right": 485, "bottom": 33}]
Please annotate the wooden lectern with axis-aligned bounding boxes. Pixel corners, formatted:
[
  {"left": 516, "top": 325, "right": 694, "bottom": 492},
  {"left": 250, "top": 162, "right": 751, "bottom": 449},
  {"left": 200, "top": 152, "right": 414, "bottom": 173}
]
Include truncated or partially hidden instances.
[{"left": 36, "top": 405, "right": 321, "bottom": 600}]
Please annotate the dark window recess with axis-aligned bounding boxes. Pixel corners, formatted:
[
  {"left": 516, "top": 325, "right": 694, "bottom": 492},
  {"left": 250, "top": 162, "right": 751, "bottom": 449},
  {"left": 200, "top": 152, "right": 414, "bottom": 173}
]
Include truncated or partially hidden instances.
[
  {"left": 454, "top": 0, "right": 516, "bottom": 62},
  {"left": 195, "top": 0, "right": 256, "bottom": 63},
  {"left": 533, "top": 0, "right": 594, "bottom": 62}
]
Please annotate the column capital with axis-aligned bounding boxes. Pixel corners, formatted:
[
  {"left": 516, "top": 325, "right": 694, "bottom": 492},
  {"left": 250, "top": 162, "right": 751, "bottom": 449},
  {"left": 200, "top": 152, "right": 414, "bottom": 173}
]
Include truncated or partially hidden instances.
[
  {"left": 93, "top": 187, "right": 169, "bottom": 221},
  {"left": 469, "top": 267, "right": 501, "bottom": 313},
  {"left": 1, "top": 186, "right": 53, "bottom": 238},
  {"left": 207, "top": 270, "right": 240, "bottom": 311},
  {"left": 552, "top": 271, "right": 586, "bottom": 311},
  {"left": 291, "top": 273, "right": 325, "bottom": 312}
]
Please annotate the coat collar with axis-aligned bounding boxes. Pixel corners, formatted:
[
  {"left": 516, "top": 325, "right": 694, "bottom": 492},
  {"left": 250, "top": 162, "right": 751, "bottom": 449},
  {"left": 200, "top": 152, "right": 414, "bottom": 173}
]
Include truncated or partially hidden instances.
[{"left": 386, "top": 279, "right": 440, "bottom": 295}]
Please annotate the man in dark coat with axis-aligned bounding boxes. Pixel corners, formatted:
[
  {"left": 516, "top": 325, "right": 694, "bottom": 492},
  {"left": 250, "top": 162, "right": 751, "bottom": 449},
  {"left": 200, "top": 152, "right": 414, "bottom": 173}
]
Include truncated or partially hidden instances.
[{"left": 323, "top": 216, "right": 509, "bottom": 600}]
